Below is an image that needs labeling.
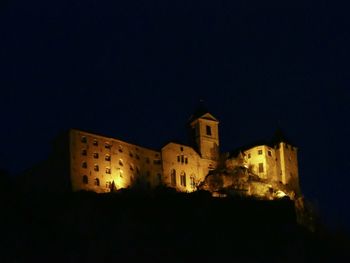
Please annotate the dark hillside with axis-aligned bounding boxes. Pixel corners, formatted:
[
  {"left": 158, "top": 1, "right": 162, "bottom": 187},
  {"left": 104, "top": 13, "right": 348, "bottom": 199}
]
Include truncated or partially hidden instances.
[{"left": 1, "top": 188, "right": 349, "bottom": 263}]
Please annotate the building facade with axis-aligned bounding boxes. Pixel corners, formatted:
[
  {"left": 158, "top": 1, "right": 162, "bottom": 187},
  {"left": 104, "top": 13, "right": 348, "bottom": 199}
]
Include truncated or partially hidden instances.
[{"left": 66, "top": 110, "right": 300, "bottom": 196}]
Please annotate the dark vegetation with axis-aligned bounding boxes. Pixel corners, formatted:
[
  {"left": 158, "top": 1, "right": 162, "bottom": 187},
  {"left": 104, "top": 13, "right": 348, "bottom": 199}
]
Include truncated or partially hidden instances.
[{"left": 0, "top": 172, "right": 349, "bottom": 263}]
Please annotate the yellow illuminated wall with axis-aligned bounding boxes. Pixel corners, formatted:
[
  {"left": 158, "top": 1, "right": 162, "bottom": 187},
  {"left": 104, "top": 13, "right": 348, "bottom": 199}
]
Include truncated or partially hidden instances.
[
  {"left": 69, "top": 130, "right": 162, "bottom": 193},
  {"left": 67, "top": 110, "right": 299, "bottom": 195},
  {"left": 242, "top": 143, "right": 299, "bottom": 193}
]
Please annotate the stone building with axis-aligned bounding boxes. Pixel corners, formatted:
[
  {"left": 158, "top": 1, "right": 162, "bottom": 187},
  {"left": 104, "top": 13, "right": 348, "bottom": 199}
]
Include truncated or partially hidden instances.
[{"left": 43, "top": 107, "right": 300, "bottom": 197}]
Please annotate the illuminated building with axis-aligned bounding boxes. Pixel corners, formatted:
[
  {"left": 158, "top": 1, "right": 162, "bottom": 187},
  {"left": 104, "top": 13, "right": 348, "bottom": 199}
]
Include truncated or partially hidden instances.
[{"left": 52, "top": 108, "right": 300, "bottom": 197}]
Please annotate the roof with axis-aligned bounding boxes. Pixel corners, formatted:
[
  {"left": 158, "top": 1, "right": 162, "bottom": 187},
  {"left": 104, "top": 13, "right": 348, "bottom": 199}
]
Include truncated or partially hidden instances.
[
  {"left": 228, "top": 129, "right": 297, "bottom": 158},
  {"left": 188, "top": 103, "right": 218, "bottom": 124}
]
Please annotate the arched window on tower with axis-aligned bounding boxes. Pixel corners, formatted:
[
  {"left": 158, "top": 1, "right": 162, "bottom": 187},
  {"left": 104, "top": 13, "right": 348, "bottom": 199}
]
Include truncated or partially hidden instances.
[
  {"left": 190, "top": 174, "right": 196, "bottom": 189},
  {"left": 180, "top": 171, "right": 186, "bottom": 187},
  {"left": 170, "top": 169, "right": 176, "bottom": 186}
]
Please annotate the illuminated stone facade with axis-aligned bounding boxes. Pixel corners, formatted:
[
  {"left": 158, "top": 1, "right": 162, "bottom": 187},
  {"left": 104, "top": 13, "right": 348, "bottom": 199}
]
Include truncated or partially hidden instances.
[{"left": 67, "top": 110, "right": 299, "bottom": 196}]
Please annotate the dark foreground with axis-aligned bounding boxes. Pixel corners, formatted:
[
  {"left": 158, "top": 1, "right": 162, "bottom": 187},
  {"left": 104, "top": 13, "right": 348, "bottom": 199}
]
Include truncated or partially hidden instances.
[{"left": 1, "top": 188, "right": 349, "bottom": 263}]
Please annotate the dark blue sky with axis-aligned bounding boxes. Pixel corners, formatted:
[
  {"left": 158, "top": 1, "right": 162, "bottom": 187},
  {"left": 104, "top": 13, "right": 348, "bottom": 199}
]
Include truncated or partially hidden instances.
[{"left": 1, "top": 1, "right": 349, "bottom": 229}]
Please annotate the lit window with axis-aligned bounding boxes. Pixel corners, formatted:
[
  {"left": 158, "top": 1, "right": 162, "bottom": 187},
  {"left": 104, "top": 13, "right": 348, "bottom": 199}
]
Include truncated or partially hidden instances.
[
  {"left": 180, "top": 171, "right": 186, "bottom": 187},
  {"left": 105, "top": 154, "right": 111, "bottom": 161},
  {"left": 93, "top": 152, "right": 99, "bottom": 159},
  {"left": 258, "top": 163, "right": 264, "bottom": 173},
  {"left": 94, "top": 164, "right": 99, "bottom": 171},
  {"left": 82, "top": 162, "right": 87, "bottom": 168},
  {"left": 83, "top": 175, "right": 88, "bottom": 184},
  {"left": 93, "top": 139, "right": 98, "bottom": 146},
  {"left": 81, "top": 149, "right": 87, "bottom": 156},
  {"left": 106, "top": 167, "right": 111, "bottom": 174},
  {"left": 171, "top": 169, "right": 176, "bottom": 186},
  {"left": 119, "top": 159, "right": 123, "bottom": 166},
  {"left": 258, "top": 150, "right": 263, "bottom": 155},
  {"left": 94, "top": 178, "right": 100, "bottom": 186},
  {"left": 81, "top": 136, "right": 87, "bottom": 143},
  {"left": 268, "top": 151, "right": 272, "bottom": 157},
  {"left": 206, "top": 125, "right": 212, "bottom": 136}
]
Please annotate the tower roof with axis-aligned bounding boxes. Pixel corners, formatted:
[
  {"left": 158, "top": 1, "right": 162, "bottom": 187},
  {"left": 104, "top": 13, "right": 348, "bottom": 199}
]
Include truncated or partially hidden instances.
[
  {"left": 271, "top": 128, "right": 296, "bottom": 146},
  {"left": 188, "top": 103, "right": 218, "bottom": 124}
]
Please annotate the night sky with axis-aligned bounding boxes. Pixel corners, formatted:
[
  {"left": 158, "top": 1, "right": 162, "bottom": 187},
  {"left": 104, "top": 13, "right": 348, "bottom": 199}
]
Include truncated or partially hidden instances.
[{"left": 1, "top": 1, "right": 349, "bottom": 230}]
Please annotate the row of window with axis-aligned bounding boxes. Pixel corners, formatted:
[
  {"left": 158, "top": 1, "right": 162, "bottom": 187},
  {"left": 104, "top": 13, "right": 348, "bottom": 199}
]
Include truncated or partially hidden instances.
[
  {"left": 81, "top": 136, "right": 161, "bottom": 159},
  {"left": 177, "top": 155, "right": 188, "bottom": 164},
  {"left": 82, "top": 176, "right": 117, "bottom": 190},
  {"left": 82, "top": 176, "right": 100, "bottom": 186},
  {"left": 170, "top": 169, "right": 196, "bottom": 188},
  {"left": 81, "top": 148, "right": 161, "bottom": 165},
  {"left": 247, "top": 149, "right": 272, "bottom": 159}
]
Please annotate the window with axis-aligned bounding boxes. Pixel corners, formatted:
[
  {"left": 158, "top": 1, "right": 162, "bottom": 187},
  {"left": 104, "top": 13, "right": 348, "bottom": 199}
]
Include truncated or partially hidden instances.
[
  {"left": 177, "top": 156, "right": 180, "bottom": 162},
  {"left": 171, "top": 169, "right": 176, "bottom": 186},
  {"left": 93, "top": 152, "right": 99, "bottom": 159},
  {"left": 119, "top": 159, "right": 123, "bottom": 166},
  {"left": 81, "top": 149, "right": 87, "bottom": 156},
  {"left": 206, "top": 125, "right": 212, "bottom": 136},
  {"left": 83, "top": 175, "right": 88, "bottom": 184},
  {"left": 119, "top": 170, "right": 123, "bottom": 178},
  {"left": 105, "top": 154, "right": 111, "bottom": 161},
  {"left": 190, "top": 175, "right": 195, "bottom": 189},
  {"left": 81, "top": 136, "right": 87, "bottom": 143},
  {"left": 258, "top": 150, "right": 263, "bottom": 155},
  {"left": 94, "top": 164, "right": 99, "bottom": 171},
  {"left": 185, "top": 157, "right": 188, "bottom": 164},
  {"left": 181, "top": 155, "right": 184, "bottom": 164},
  {"left": 180, "top": 147, "right": 184, "bottom": 151},
  {"left": 268, "top": 150, "right": 272, "bottom": 157},
  {"left": 180, "top": 172, "right": 186, "bottom": 187},
  {"left": 118, "top": 146, "right": 123, "bottom": 153},
  {"left": 93, "top": 139, "right": 98, "bottom": 146},
  {"left": 105, "top": 143, "right": 111, "bottom": 149},
  {"left": 82, "top": 162, "right": 87, "bottom": 168},
  {"left": 94, "top": 178, "right": 100, "bottom": 186},
  {"left": 105, "top": 167, "right": 111, "bottom": 174},
  {"left": 258, "top": 163, "right": 264, "bottom": 173},
  {"left": 129, "top": 152, "right": 133, "bottom": 158},
  {"left": 136, "top": 154, "right": 140, "bottom": 160},
  {"left": 145, "top": 157, "right": 150, "bottom": 164},
  {"left": 248, "top": 153, "right": 251, "bottom": 159},
  {"left": 130, "top": 164, "right": 134, "bottom": 171},
  {"left": 153, "top": 159, "right": 161, "bottom": 165}
]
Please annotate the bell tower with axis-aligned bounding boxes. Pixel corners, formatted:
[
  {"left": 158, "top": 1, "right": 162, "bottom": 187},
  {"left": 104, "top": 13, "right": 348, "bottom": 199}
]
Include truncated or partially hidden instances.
[{"left": 188, "top": 107, "right": 220, "bottom": 161}]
